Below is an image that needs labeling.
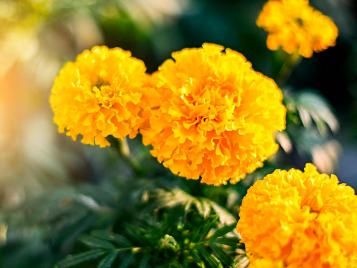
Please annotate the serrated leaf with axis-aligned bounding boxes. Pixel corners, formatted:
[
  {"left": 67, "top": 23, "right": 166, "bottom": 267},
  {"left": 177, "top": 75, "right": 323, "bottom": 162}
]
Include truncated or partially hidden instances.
[
  {"left": 98, "top": 251, "right": 118, "bottom": 268},
  {"left": 57, "top": 249, "right": 105, "bottom": 268},
  {"left": 80, "top": 235, "right": 115, "bottom": 249}
]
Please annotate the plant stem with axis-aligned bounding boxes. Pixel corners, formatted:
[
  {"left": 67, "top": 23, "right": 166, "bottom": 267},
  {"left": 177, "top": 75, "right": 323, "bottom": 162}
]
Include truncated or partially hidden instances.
[
  {"left": 110, "top": 137, "right": 143, "bottom": 176},
  {"left": 277, "top": 53, "right": 301, "bottom": 86}
]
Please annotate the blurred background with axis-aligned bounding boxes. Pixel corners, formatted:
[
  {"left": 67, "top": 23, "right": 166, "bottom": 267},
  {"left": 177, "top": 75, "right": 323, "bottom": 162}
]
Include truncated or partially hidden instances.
[{"left": 0, "top": 0, "right": 356, "bottom": 212}]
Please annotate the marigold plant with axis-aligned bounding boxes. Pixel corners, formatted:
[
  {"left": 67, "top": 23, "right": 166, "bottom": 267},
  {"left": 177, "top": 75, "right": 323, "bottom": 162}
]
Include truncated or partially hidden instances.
[
  {"left": 257, "top": 0, "right": 338, "bottom": 58},
  {"left": 50, "top": 46, "right": 147, "bottom": 147},
  {"left": 141, "top": 43, "right": 286, "bottom": 185},
  {"left": 237, "top": 164, "right": 357, "bottom": 268}
]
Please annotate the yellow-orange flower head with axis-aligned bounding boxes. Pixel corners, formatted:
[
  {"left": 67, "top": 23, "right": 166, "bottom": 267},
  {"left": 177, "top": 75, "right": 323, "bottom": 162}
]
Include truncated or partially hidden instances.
[
  {"left": 257, "top": 0, "right": 338, "bottom": 58},
  {"left": 141, "top": 43, "right": 286, "bottom": 185},
  {"left": 50, "top": 46, "right": 147, "bottom": 147},
  {"left": 237, "top": 164, "right": 357, "bottom": 268}
]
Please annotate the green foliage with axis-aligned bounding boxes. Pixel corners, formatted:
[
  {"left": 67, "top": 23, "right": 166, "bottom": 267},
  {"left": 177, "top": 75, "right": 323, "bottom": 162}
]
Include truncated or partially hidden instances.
[
  {"left": 0, "top": 174, "right": 248, "bottom": 268},
  {"left": 285, "top": 90, "right": 338, "bottom": 136},
  {"left": 278, "top": 90, "right": 340, "bottom": 170},
  {"left": 56, "top": 187, "right": 243, "bottom": 268},
  {"left": 0, "top": 134, "right": 274, "bottom": 268},
  {"left": 0, "top": 185, "right": 118, "bottom": 268}
]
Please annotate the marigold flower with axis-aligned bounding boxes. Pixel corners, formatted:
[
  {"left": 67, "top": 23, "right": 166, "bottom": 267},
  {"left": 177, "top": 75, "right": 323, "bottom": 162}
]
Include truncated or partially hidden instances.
[
  {"left": 141, "top": 43, "right": 286, "bottom": 185},
  {"left": 237, "top": 164, "right": 357, "bottom": 268},
  {"left": 257, "top": 0, "right": 338, "bottom": 58},
  {"left": 50, "top": 46, "right": 147, "bottom": 147},
  {"left": 249, "top": 258, "right": 284, "bottom": 268}
]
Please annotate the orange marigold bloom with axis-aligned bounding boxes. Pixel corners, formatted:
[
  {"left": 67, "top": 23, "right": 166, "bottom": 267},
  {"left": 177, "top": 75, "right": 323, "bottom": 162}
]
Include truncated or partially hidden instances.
[
  {"left": 237, "top": 164, "right": 357, "bottom": 268},
  {"left": 50, "top": 46, "right": 147, "bottom": 147},
  {"left": 257, "top": 0, "right": 338, "bottom": 58},
  {"left": 141, "top": 43, "right": 286, "bottom": 185},
  {"left": 249, "top": 258, "right": 284, "bottom": 268}
]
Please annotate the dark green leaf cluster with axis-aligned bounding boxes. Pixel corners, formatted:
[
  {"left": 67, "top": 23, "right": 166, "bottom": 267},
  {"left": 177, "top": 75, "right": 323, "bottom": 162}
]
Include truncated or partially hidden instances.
[
  {"left": 0, "top": 185, "right": 118, "bottom": 268},
  {"left": 57, "top": 188, "right": 244, "bottom": 268}
]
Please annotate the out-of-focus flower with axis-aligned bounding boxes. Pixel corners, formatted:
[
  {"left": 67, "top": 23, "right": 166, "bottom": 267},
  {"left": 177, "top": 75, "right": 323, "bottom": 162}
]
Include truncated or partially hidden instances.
[
  {"left": 142, "top": 43, "right": 286, "bottom": 185},
  {"left": 237, "top": 164, "right": 357, "bottom": 268},
  {"left": 257, "top": 0, "right": 338, "bottom": 58},
  {"left": 0, "top": 0, "right": 51, "bottom": 36},
  {"left": 0, "top": 3, "right": 103, "bottom": 208},
  {"left": 50, "top": 46, "right": 147, "bottom": 147}
]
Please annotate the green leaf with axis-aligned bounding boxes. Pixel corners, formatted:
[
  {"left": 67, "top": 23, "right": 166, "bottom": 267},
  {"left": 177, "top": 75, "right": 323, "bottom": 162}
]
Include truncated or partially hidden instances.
[
  {"left": 210, "top": 244, "right": 231, "bottom": 265},
  {"left": 57, "top": 249, "right": 105, "bottom": 268},
  {"left": 192, "top": 250, "right": 206, "bottom": 268},
  {"left": 80, "top": 235, "right": 115, "bottom": 249},
  {"left": 208, "top": 201, "right": 236, "bottom": 225},
  {"left": 192, "top": 216, "right": 218, "bottom": 242},
  {"left": 98, "top": 251, "right": 118, "bottom": 268},
  {"left": 214, "top": 237, "right": 239, "bottom": 248},
  {"left": 152, "top": 188, "right": 235, "bottom": 224},
  {"left": 118, "top": 254, "right": 134, "bottom": 268},
  {"left": 91, "top": 230, "right": 132, "bottom": 247},
  {"left": 197, "top": 246, "right": 223, "bottom": 268},
  {"left": 196, "top": 200, "right": 212, "bottom": 218},
  {"left": 209, "top": 224, "right": 235, "bottom": 240},
  {"left": 138, "top": 255, "right": 150, "bottom": 268},
  {"left": 296, "top": 91, "right": 338, "bottom": 134}
]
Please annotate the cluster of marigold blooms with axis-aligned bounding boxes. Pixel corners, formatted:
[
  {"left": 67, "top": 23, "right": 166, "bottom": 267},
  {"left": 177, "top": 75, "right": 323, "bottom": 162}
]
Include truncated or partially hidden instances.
[{"left": 50, "top": 0, "right": 357, "bottom": 267}]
